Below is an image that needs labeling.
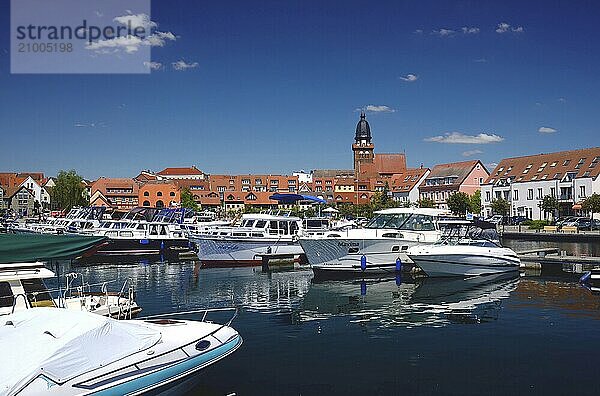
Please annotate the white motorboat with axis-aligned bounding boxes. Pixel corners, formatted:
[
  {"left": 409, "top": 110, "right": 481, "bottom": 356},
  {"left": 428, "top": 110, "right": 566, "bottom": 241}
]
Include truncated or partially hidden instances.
[
  {"left": 190, "top": 213, "right": 305, "bottom": 266},
  {"left": 0, "top": 307, "right": 242, "bottom": 395},
  {"left": 407, "top": 220, "right": 521, "bottom": 277},
  {"left": 299, "top": 208, "right": 447, "bottom": 276},
  {"left": 9, "top": 207, "right": 106, "bottom": 235},
  {"left": 0, "top": 262, "right": 141, "bottom": 318}
]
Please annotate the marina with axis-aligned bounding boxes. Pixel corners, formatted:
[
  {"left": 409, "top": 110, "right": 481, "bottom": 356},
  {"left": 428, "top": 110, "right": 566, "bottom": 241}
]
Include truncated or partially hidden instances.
[
  {"left": 18, "top": 248, "right": 599, "bottom": 396},
  {"left": 2, "top": 1, "right": 600, "bottom": 394}
]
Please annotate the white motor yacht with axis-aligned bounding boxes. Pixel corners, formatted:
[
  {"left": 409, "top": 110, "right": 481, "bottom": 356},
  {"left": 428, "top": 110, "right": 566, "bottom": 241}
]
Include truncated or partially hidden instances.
[
  {"left": 190, "top": 213, "right": 304, "bottom": 266},
  {"left": 407, "top": 220, "right": 521, "bottom": 277},
  {"left": 0, "top": 262, "right": 141, "bottom": 318},
  {"left": 0, "top": 307, "right": 242, "bottom": 395},
  {"left": 299, "top": 208, "right": 447, "bottom": 276}
]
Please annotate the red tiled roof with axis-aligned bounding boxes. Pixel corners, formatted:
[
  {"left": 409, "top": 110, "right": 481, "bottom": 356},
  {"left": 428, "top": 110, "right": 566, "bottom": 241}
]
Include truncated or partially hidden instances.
[
  {"left": 157, "top": 166, "right": 203, "bottom": 176},
  {"left": 91, "top": 177, "right": 139, "bottom": 194},
  {"left": 374, "top": 153, "right": 407, "bottom": 174},
  {"left": 390, "top": 168, "right": 430, "bottom": 192},
  {"left": 485, "top": 147, "right": 600, "bottom": 184}
]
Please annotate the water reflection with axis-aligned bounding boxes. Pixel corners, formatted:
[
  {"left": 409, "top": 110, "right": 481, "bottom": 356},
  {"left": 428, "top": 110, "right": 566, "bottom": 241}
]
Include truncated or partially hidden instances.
[{"left": 300, "top": 273, "right": 520, "bottom": 328}]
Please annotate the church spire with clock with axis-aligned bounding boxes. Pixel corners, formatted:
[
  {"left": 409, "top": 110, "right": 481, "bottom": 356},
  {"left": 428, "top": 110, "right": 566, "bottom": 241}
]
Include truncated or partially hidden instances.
[{"left": 352, "top": 111, "right": 375, "bottom": 174}]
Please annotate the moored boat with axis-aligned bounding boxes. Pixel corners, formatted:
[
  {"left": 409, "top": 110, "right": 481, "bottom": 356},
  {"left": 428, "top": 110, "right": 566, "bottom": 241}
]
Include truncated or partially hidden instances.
[
  {"left": 300, "top": 207, "right": 447, "bottom": 276},
  {"left": 408, "top": 220, "right": 520, "bottom": 277},
  {"left": 0, "top": 307, "right": 242, "bottom": 395}
]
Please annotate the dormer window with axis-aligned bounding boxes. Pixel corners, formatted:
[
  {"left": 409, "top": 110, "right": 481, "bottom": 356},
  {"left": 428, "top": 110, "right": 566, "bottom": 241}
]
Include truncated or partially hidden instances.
[
  {"left": 562, "top": 160, "right": 571, "bottom": 166},
  {"left": 575, "top": 158, "right": 586, "bottom": 169},
  {"left": 550, "top": 162, "right": 557, "bottom": 167},
  {"left": 590, "top": 157, "right": 599, "bottom": 169},
  {"left": 523, "top": 164, "right": 533, "bottom": 174}
]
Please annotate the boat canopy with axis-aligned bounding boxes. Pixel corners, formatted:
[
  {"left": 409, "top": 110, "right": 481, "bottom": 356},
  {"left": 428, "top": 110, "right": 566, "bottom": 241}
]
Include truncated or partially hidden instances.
[
  {"left": 269, "top": 193, "right": 327, "bottom": 204},
  {"left": 0, "top": 234, "right": 107, "bottom": 264},
  {"left": 0, "top": 308, "right": 161, "bottom": 394}
]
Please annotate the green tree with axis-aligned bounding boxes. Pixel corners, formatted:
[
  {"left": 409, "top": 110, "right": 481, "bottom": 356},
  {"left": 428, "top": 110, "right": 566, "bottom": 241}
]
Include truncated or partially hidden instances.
[
  {"left": 417, "top": 198, "right": 436, "bottom": 208},
  {"left": 582, "top": 193, "right": 600, "bottom": 214},
  {"left": 539, "top": 194, "right": 559, "bottom": 220},
  {"left": 180, "top": 188, "right": 199, "bottom": 212},
  {"left": 469, "top": 190, "right": 482, "bottom": 215},
  {"left": 446, "top": 192, "right": 471, "bottom": 216},
  {"left": 51, "top": 170, "right": 88, "bottom": 211},
  {"left": 490, "top": 198, "right": 510, "bottom": 217}
]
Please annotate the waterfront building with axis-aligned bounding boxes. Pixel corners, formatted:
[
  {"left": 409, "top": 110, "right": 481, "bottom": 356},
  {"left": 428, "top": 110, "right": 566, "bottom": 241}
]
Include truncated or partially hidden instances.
[
  {"left": 481, "top": 147, "right": 600, "bottom": 220},
  {"left": 0, "top": 185, "right": 5, "bottom": 211},
  {"left": 0, "top": 172, "right": 51, "bottom": 209},
  {"left": 139, "top": 181, "right": 180, "bottom": 208},
  {"left": 419, "top": 160, "right": 489, "bottom": 210},
  {"left": 156, "top": 166, "right": 207, "bottom": 180},
  {"left": 89, "top": 177, "right": 139, "bottom": 210},
  {"left": 4, "top": 185, "right": 35, "bottom": 216},
  {"left": 390, "top": 167, "right": 431, "bottom": 204}
]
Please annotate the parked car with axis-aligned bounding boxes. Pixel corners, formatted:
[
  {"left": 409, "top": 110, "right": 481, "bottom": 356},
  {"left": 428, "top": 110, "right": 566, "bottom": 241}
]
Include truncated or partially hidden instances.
[
  {"left": 485, "top": 215, "right": 504, "bottom": 224},
  {"left": 508, "top": 216, "right": 531, "bottom": 225},
  {"left": 563, "top": 217, "right": 600, "bottom": 231},
  {"left": 555, "top": 216, "right": 576, "bottom": 227}
]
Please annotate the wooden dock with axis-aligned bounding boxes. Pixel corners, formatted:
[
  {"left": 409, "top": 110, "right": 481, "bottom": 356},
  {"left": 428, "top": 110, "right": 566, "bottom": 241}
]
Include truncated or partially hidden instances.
[{"left": 517, "top": 247, "right": 600, "bottom": 269}]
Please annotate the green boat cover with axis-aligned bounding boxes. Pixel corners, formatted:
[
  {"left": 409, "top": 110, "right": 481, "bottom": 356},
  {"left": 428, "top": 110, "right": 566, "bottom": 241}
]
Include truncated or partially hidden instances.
[{"left": 0, "top": 234, "right": 107, "bottom": 264}]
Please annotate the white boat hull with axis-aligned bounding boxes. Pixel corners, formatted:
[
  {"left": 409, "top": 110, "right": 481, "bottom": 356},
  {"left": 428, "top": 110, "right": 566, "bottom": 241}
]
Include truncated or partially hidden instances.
[
  {"left": 192, "top": 236, "right": 304, "bottom": 266},
  {"left": 408, "top": 247, "right": 521, "bottom": 277},
  {"left": 299, "top": 237, "right": 424, "bottom": 275}
]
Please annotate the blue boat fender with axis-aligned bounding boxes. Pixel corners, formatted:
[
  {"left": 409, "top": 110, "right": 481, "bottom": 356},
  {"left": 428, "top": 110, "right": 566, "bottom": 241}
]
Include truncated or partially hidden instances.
[
  {"left": 160, "top": 241, "right": 165, "bottom": 250},
  {"left": 396, "top": 273, "right": 402, "bottom": 286},
  {"left": 360, "top": 255, "right": 367, "bottom": 271},
  {"left": 360, "top": 281, "right": 367, "bottom": 296},
  {"left": 395, "top": 257, "right": 402, "bottom": 272},
  {"left": 580, "top": 271, "right": 591, "bottom": 284}
]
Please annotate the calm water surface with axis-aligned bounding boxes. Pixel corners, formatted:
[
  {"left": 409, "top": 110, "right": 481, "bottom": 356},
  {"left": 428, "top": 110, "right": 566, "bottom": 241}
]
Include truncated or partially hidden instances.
[{"left": 55, "top": 240, "right": 600, "bottom": 395}]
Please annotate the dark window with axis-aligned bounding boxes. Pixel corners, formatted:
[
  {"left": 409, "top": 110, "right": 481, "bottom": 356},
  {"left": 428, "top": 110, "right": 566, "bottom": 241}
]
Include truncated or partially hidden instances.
[
  {"left": 0, "top": 282, "right": 14, "bottom": 308},
  {"left": 143, "top": 200, "right": 150, "bottom": 206},
  {"left": 170, "top": 192, "right": 175, "bottom": 197},
  {"left": 157, "top": 191, "right": 163, "bottom": 197},
  {"left": 143, "top": 191, "right": 149, "bottom": 196},
  {"left": 21, "top": 279, "right": 54, "bottom": 307},
  {"left": 156, "top": 200, "right": 164, "bottom": 208}
]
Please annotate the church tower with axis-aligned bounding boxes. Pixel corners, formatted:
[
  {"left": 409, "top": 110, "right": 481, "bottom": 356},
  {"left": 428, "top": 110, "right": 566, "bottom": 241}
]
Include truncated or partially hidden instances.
[{"left": 352, "top": 111, "right": 375, "bottom": 174}]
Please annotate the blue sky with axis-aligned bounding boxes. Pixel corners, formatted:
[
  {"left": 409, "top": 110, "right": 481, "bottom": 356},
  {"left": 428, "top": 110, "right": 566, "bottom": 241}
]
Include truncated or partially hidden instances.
[{"left": 1, "top": 0, "right": 599, "bottom": 179}]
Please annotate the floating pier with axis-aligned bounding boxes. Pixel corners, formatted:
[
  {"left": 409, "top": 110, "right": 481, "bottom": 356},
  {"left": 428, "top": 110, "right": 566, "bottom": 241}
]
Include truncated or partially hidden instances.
[{"left": 517, "top": 247, "right": 600, "bottom": 269}]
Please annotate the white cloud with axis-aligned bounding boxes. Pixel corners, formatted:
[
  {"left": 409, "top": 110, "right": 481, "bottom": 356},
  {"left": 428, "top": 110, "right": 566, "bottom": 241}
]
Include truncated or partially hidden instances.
[
  {"left": 425, "top": 132, "right": 504, "bottom": 144},
  {"left": 172, "top": 60, "right": 199, "bottom": 71},
  {"left": 143, "top": 61, "right": 163, "bottom": 70},
  {"left": 74, "top": 121, "right": 105, "bottom": 128},
  {"left": 399, "top": 73, "right": 418, "bottom": 82},
  {"left": 86, "top": 14, "right": 176, "bottom": 54},
  {"left": 363, "top": 105, "right": 396, "bottom": 113},
  {"left": 538, "top": 126, "right": 557, "bottom": 133},
  {"left": 86, "top": 31, "right": 176, "bottom": 53},
  {"left": 413, "top": 29, "right": 423, "bottom": 34},
  {"left": 432, "top": 28, "right": 455, "bottom": 37},
  {"left": 113, "top": 13, "right": 157, "bottom": 31},
  {"left": 496, "top": 22, "right": 524, "bottom": 34},
  {"left": 462, "top": 149, "right": 483, "bottom": 157},
  {"left": 461, "top": 27, "right": 480, "bottom": 34},
  {"left": 86, "top": 35, "right": 143, "bottom": 53},
  {"left": 474, "top": 58, "right": 487, "bottom": 63},
  {"left": 558, "top": 97, "right": 567, "bottom": 103}
]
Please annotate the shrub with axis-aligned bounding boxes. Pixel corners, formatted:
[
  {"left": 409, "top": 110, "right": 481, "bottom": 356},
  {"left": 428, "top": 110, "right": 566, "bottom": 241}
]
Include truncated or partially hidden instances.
[{"left": 525, "top": 220, "right": 551, "bottom": 230}]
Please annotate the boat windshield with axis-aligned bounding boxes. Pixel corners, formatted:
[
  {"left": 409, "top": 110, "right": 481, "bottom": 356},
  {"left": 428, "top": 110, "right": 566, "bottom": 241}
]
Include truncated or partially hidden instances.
[{"left": 365, "top": 213, "right": 437, "bottom": 231}]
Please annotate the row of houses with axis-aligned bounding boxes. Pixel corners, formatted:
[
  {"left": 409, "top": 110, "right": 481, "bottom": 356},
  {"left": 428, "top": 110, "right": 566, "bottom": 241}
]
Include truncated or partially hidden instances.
[{"left": 0, "top": 172, "right": 55, "bottom": 216}]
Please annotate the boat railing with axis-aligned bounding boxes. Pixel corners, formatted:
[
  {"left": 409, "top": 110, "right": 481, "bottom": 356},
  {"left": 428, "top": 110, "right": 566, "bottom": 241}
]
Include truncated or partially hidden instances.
[
  {"left": 10, "top": 293, "right": 29, "bottom": 314},
  {"left": 138, "top": 306, "right": 239, "bottom": 327}
]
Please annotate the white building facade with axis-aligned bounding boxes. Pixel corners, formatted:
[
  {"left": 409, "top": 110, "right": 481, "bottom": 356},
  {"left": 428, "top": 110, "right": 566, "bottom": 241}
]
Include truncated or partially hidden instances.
[{"left": 481, "top": 148, "right": 600, "bottom": 220}]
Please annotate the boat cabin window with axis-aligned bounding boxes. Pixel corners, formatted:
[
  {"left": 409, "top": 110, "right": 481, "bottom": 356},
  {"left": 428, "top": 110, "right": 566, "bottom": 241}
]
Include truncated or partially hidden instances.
[
  {"left": 254, "top": 220, "right": 267, "bottom": 229},
  {"left": 137, "top": 223, "right": 146, "bottom": 230},
  {"left": 21, "top": 279, "right": 54, "bottom": 307},
  {"left": 159, "top": 225, "right": 168, "bottom": 235},
  {"left": 149, "top": 225, "right": 158, "bottom": 235},
  {"left": 0, "top": 282, "right": 14, "bottom": 308},
  {"left": 242, "top": 219, "right": 255, "bottom": 228},
  {"left": 400, "top": 214, "right": 436, "bottom": 231},
  {"left": 289, "top": 221, "right": 299, "bottom": 235},
  {"left": 365, "top": 213, "right": 436, "bottom": 231}
]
